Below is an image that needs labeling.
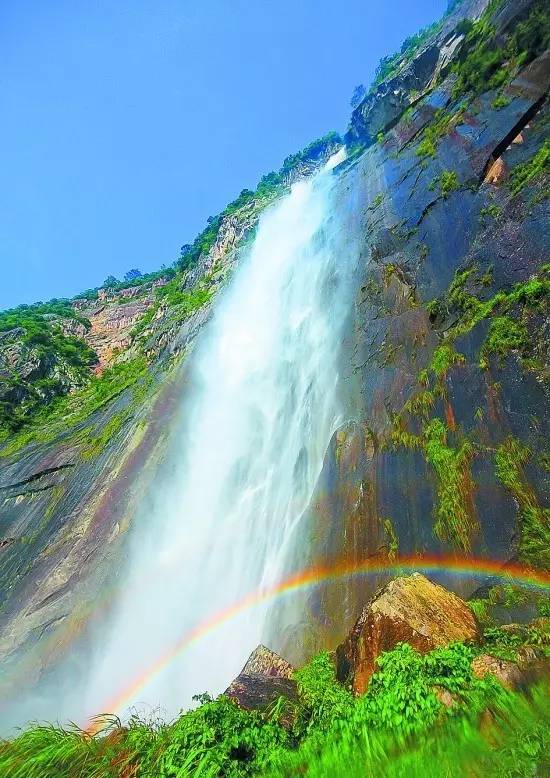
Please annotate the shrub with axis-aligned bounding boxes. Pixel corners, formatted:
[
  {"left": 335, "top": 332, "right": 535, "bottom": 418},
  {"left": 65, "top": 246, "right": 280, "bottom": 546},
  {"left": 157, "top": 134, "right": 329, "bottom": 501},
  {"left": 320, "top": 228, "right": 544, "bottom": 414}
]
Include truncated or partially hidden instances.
[{"left": 509, "top": 139, "right": 550, "bottom": 195}]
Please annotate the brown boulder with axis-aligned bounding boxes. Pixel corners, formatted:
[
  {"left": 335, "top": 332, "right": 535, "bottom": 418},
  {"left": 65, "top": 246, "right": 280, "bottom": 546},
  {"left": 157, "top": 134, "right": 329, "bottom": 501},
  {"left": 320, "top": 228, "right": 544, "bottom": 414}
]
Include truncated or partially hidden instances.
[
  {"left": 336, "top": 573, "right": 479, "bottom": 694},
  {"left": 237, "top": 644, "right": 294, "bottom": 679},
  {"left": 471, "top": 654, "right": 524, "bottom": 690},
  {"left": 224, "top": 645, "right": 298, "bottom": 711},
  {"left": 471, "top": 647, "right": 549, "bottom": 691}
]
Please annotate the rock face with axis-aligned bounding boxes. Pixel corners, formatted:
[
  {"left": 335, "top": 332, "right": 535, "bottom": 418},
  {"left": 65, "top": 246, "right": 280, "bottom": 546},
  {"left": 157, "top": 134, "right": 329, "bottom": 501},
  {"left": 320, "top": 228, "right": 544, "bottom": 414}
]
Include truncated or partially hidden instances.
[
  {"left": 471, "top": 653, "right": 525, "bottom": 689},
  {"left": 236, "top": 644, "right": 295, "bottom": 679},
  {"left": 272, "top": 0, "right": 550, "bottom": 665},
  {"left": 76, "top": 295, "right": 154, "bottom": 369},
  {"left": 336, "top": 574, "right": 479, "bottom": 694},
  {"left": 0, "top": 0, "right": 549, "bottom": 707},
  {"left": 224, "top": 646, "right": 297, "bottom": 710}
]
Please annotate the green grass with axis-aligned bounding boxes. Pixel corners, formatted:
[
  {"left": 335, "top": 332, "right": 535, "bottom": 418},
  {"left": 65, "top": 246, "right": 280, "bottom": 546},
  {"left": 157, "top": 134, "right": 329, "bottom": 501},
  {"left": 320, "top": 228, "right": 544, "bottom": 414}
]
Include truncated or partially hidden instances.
[
  {"left": 479, "top": 316, "right": 527, "bottom": 368},
  {"left": 480, "top": 203, "right": 501, "bottom": 219},
  {"left": 509, "top": 139, "right": 550, "bottom": 196},
  {"left": 495, "top": 437, "right": 550, "bottom": 568},
  {"left": 429, "top": 170, "right": 460, "bottom": 197},
  {"left": 389, "top": 264, "right": 549, "bottom": 552},
  {"left": 425, "top": 264, "right": 549, "bottom": 361},
  {"left": 416, "top": 110, "right": 464, "bottom": 160},
  {"left": 429, "top": 343, "right": 465, "bottom": 378},
  {"left": 451, "top": 0, "right": 550, "bottom": 99},
  {"left": 491, "top": 93, "right": 511, "bottom": 110},
  {"left": 0, "top": 357, "right": 151, "bottom": 457},
  {"left": 423, "top": 418, "right": 477, "bottom": 551},
  {"left": 1, "top": 639, "right": 548, "bottom": 777},
  {"left": 131, "top": 277, "right": 214, "bottom": 343},
  {"left": 0, "top": 301, "right": 98, "bottom": 433}
]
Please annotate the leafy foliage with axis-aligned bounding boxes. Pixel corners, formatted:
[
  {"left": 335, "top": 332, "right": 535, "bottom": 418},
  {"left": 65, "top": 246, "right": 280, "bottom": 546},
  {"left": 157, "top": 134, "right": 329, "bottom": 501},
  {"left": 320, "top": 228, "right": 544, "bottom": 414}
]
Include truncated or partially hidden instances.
[
  {"left": 423, "top": 418, "right": 477, "bottom": 551},
  {"left": 451, "top": 0, "right": 550, "bottom": 98},
  {"left": 416, "top": 110, "right": 463, "bottom": 160},
  {"left": 495, "top": 437, "right": 550, "bottom": 567},
  {"left": 509, "top": 139, "right": 550, "bottom": 195},
  {"left": 0, "top": 302, "right": 98, "bottom": 434},
  {"left": 175, "top": 132, "right": 341, "bottom": 273},
  {"left": 3, "top": 638, "right": 548, "bottom": 777},
  {"left": 0, "top": 357, "right": 151, "bottom": 456},
  {"left": 439, "top": 170, "right": 460, "bottom": 197},
  {"left": 371, "top": 20, "right": 441, "bottom": 91},
  {"left": 491, "top": 93, "right": 512, "bottom": 110}
]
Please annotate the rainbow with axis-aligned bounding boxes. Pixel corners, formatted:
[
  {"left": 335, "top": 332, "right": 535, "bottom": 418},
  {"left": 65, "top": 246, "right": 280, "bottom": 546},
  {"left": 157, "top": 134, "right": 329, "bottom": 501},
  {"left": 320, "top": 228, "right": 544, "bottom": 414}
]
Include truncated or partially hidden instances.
[{"left": 89, "top": 554, "right": 550, "bottom": 728}]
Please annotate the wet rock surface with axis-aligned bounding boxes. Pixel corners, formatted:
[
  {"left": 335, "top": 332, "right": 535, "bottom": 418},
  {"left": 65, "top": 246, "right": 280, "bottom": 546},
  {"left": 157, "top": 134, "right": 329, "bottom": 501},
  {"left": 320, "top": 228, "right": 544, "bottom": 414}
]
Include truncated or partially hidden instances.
[
  {"left": 335, "top": 574, "right": 478, "bottom": 694},
  {"left": 0, "top": 0, "right": 548, "bottom": 703},
  {"left": 225, "top": 646, "right": 298, "bottom": 710}
]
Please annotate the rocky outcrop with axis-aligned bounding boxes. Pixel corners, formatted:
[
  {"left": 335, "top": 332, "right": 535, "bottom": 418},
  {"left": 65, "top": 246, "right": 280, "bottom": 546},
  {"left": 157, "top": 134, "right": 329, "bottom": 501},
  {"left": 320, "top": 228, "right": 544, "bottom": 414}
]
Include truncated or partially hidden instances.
[
  {"left": 347, "top": 45, "right": 443, "bottom": 144},
  {"left": 335, "top": 574, "right": 479, "bottom": 694},
  {"left": 0, "top": 0, "right": 548, "bottom": 711},
  {"left": 224, "top": 646, "right": 297, "bottom": 710},
  {"left": 346, "top": 0, "right": 540, "bottom": 145},
  {"left": 272, "top": 0, "right": 550, "bottom": 664},
  {"left": 76, "top": 296, "right": 153, "bottom": 369},
  {"left": 471, "top": 653, "right": 525, "bottom": 689}
]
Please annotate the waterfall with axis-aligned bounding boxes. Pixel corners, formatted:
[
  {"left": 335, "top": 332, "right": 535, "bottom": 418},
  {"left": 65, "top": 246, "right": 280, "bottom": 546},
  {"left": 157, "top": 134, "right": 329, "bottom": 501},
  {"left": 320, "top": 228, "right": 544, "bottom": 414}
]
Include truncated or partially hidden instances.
[{"left": 83, "top": 149, "right": 355, "bottom": 721}]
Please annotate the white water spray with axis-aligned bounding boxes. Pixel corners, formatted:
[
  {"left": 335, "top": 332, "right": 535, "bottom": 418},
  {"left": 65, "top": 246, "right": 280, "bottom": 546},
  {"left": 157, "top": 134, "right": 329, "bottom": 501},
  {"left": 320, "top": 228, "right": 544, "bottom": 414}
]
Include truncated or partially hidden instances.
[{"left": 85, "top": 149, "right": 355, "bottom": 720}]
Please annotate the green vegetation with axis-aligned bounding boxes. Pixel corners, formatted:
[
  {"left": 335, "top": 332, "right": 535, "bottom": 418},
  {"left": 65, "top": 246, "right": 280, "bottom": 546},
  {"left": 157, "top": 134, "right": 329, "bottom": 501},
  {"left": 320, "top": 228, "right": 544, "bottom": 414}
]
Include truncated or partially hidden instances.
[
  {"left": 491, "top": 93, "right": 511, "bottom": 110},
  {"left": 495, "top": 437, "right": 550, "bottom": 568},
  {"left": 469, "top": 598, "right": 492, "bottom": 624},
  {"left": 480, "top": 203, "right": 501, "bottom": 219},
  {"left": 429, "top": 343, "right": 465, "bottom": 378},
  {"left": 399, "top": 266, "right": 550, "bottom": 558},
  {"left": 0, "top": 301, "right": 97, "bottom": 434},
  {"left": 509, "top": 139, "right": 550, "bottom": 196},
  {"left": 439, "top": 170, "right": 460, "bottom": 197},
  {"left": 2, "top": 640, "right": 548, "bottom": 777},
  {"left": 429, "top": 170, "right": 460, "bottom": 197},
  {"left": 371, "top": 20, "right": 441, "bottom": 90},
  {"left": 425, "top": 263, "right": 549, "bottom": 369},
  {"left": 131, "top": 277, "right": 213, "bottom": 342},
  {"left": 0, "top": 357, "right": 151, "bottom": 456},
  {"left": 73, "top": 267, "right": 176, "bottom": 303},
  {"left": 416, "top": 109, "right": 462, "bottom": 160},
  {"left": 451, "top": 0, "right": 550, "bottom": 99},
  {"left": 388, "top": 409, "right": 477, "bottom": 551},
  {"left": 0, "top": 266, "right": 214, "bottom": 454},
  {"left": 175, "top": 132, "right": 341, "bottom": 273},
  {"left": 479, "top": 316, "right": 527, "bottom": 368},
  {"left": 469, "top": 584, "right": 550, "bottom": 629},
  {"left": 482, "top": 624, "right": 550, "bottom": 662},
  {"left": 380, "top": 517, "right": 399, "bottom": 560},
  {"left": 423, "top": 418, "right": 477, "bottom": 551},
  {"left": 387, "top": 264, "right": 549, "bottom": 552}
]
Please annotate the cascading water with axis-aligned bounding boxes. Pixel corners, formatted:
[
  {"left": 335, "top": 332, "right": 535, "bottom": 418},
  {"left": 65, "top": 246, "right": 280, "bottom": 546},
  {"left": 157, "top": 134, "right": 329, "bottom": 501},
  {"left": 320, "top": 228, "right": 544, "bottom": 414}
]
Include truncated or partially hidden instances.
[{"left": 82, "top": 148, "right": 356, "bottom": 721}]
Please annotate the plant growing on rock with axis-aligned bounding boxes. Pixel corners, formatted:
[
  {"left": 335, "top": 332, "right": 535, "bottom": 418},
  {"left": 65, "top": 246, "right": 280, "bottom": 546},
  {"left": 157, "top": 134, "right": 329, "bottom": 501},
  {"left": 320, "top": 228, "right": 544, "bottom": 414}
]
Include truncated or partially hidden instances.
[
  {"left": 509, "top": 139, "right": 550, "bottom": 196},
  {"left": 495, "top": 437, "right": 550, "bottom": 568}
]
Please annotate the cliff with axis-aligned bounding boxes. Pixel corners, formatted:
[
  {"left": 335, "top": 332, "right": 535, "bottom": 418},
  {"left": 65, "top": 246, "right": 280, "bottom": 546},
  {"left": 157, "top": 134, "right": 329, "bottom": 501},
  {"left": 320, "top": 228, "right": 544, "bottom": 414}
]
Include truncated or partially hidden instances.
[{"left": 0, "top": 0, "right": 548, "bottom": 708}]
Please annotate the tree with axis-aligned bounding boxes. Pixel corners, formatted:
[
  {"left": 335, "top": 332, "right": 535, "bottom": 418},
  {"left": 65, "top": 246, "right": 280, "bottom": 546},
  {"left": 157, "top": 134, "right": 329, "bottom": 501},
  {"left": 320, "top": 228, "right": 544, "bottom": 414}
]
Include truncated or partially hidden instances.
[
  {"left": 102, "top": 275, "right": 119, "bottom": 288},
  {"left": 123, "top": 268, "right": 142, "bottom": 282}
]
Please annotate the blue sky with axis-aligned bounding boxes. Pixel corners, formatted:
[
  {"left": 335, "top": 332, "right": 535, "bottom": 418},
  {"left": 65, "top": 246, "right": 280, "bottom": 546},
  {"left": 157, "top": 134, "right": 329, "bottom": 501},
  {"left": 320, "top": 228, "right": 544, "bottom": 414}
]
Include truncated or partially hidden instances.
[{"left": 0, "top": 0, "right": 446, "bottom": 309}]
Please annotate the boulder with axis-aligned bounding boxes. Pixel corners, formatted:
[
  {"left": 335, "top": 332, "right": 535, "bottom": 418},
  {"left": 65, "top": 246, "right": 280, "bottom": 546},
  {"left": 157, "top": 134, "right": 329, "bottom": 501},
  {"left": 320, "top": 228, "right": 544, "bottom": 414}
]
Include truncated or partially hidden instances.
[
  {"left": 236, "top": 644, "right": 294, "bottom": 678},
  {"left": 224, "top": 645, "right": 298, "bottom": 711},
  {"left": 336, "top": 573, "right": 479, "bottom": 694},
  {"left": 471, "top": 654, "right": 524, "bottom": 689}
]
